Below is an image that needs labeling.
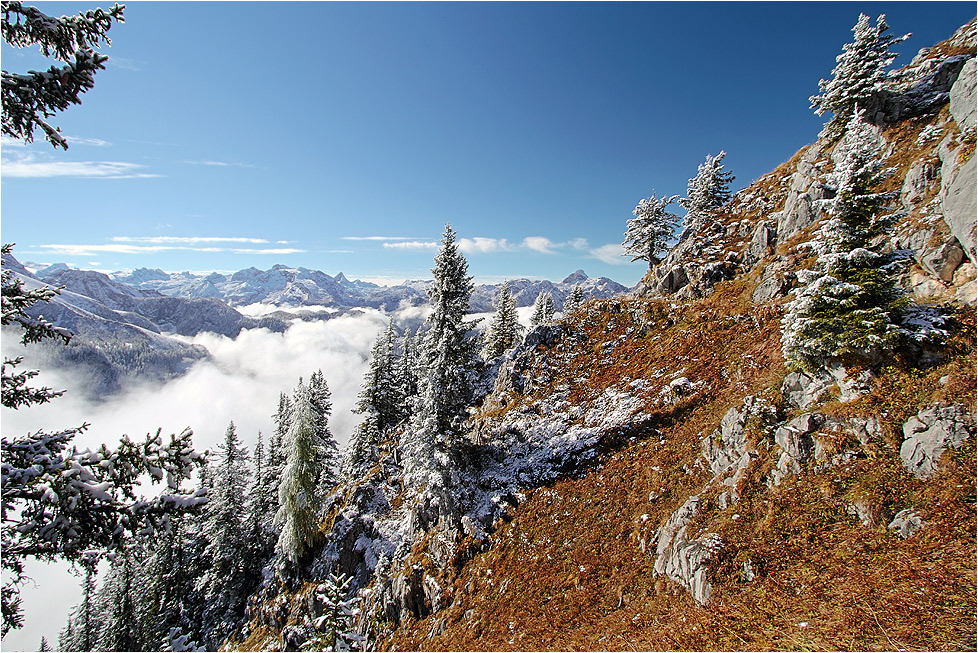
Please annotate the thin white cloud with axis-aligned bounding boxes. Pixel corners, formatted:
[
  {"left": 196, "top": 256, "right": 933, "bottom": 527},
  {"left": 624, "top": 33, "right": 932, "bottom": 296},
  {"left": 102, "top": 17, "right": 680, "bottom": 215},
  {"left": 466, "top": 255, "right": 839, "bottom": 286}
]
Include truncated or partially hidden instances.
[
  {"left": 522, "top": 236, "right": 558, "bottom": 254},
  {"left": 112, "top": 236, "right": 271, "bottom": 245},
  {"left": 568, "top": 238, "right": 590, "bottom": 251},
  {"left": 65, "top": 136, "right": 111, "bottom": 147},
  {"left": 342, "top": 236, "right": 422, "bottom": 241},
  {"left": 229, "top": 248, "right": 304, "bottom": 255},
  {"left": 382, "top": 241, "right": 438, "bottom": 250},
  {"left": 39, "top": 244, "right": 305, "bottom": 256},
  {"left": 185, "top": 160, "right": 256, "bottom": 168},
  {"left": 1, "top": 158, "right": 160, "bottom": 179},
  {"left": 590, "top": 243, "right": 629, "bottom": 265},
  {"left": 458, "top": 237, "right": 513, "bottom": 254}
]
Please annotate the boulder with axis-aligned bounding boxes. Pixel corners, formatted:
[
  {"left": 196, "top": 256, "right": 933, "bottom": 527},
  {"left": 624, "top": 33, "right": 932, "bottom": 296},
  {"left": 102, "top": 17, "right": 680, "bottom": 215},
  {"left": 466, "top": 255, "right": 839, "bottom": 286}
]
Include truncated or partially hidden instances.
[
  {"left": 950, "top": 57, "right": 976, "bottom": 133},
  {"left": 752, "top": 268, "right": 793, "bottom": 304},
  {"left": 919, "top": 236, "right": 965, "bottom": 283},
  {"left": 657, "top": 265, "right": 690, "bottom": 294},
  {"left": 900, "top": 404, "right": 974, "bottom": 479}
]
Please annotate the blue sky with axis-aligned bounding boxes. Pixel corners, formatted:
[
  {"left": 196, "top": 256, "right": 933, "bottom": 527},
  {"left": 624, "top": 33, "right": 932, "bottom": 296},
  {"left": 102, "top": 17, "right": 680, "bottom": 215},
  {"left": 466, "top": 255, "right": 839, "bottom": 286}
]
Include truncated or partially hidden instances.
[{"left": 2, "top": 1, "right": 975, "bottom": 287}]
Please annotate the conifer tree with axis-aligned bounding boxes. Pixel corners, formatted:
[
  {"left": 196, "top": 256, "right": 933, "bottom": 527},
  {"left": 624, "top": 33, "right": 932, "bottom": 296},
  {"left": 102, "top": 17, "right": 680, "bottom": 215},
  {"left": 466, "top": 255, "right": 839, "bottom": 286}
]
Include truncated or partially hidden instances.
[
  {"left": 810, "top": 14, "right": 910, "bottom": 137},
  {"left": 482, "top": 281, "right": 522, "bottom": 359},
  {"left": 355, "top": 320, "right": 400, "bottom": 434},
  {"left": 198, "top": 421, "right": 251, "bottom": 646},
  {"left": 678, "top": 151, "right": 734, "bottom": 230},
  {"left": 39, "top": 635, "right": 50, "bottom": 651},
  {"left": 247, "top": 430, "right": 277, "bottom": 564},
  {"left": 95, "top": 547, "right": 145, "bottom": 652},
  {"left": 1, "top": 1, "right": 125, "bottom": 149},
  {"left": 562, "top": 283, "right": 588, "bottom": 316},
  {"left": 276, "top": 381, "right": 325, "bottom": 570},
  {"left": 394, "top": 327, "right": 420, "bottom": 419},
  {"left": 63, "top": 564, "right": 99, "bottom": 651},
  {"left": 530, "top": 291, "right": 556, "bottom": 326},
  {"left": 308, "top": 370, "right": 340, "bottom": 492},
  {"left": 416, "top": 224, "right": 478, "bottom": 435},
  {"left": 403, "top": 224, "right": 478, "bottom": 491},
  {"left": 623, "top": 191, "right": 680, "bottom": 270},
  {"left": 781, "top": 112, "right": 906, "bottom": 368}
]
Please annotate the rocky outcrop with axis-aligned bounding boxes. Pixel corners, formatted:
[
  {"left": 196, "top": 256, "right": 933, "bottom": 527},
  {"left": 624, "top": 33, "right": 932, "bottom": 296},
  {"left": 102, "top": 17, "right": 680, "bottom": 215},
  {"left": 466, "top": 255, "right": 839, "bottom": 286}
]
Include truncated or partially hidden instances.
[
  {"left": 950, "top": 57, "right": 977, "bottom": 134},
  {"left": 865, "top": 54, "right": 972, "bottom": 125},
  {"left": 651, "top": 496, "right": 722, "bottom": 606},
  {"left": 771, "top": 412, "right": 824, "bottom": 485},
  {"left": 888, "top": 509, "right": 925, "bottom": 539},
  {"left": 900, "top": 404, "right": 974, "bottom": 479},
  {"left": 781, "top": 363, "right": 873, "bottom": 410},
  {"left": 942, "top": 155, "right": 977, "bottom": 266},
  {"left": 778, "top": 145, "right": 833, "bottom": 241}
]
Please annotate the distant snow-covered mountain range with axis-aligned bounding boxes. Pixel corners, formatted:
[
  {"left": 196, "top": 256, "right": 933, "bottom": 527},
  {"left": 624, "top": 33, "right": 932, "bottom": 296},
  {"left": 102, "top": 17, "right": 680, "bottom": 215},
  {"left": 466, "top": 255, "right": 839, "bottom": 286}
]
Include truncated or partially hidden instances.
[
  {"left": 4, "top": 255, "right": 630, "bottom": 396},
  {"left": 98, "top": 263, "right": 629, "bottom": 313}
]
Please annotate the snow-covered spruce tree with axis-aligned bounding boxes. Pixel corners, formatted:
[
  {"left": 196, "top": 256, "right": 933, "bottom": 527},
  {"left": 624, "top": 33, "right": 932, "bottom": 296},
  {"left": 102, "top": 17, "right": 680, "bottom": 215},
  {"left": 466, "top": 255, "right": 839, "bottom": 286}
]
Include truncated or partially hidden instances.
[
  {"left": 781, "top": 112, "right": 912, "bottom": 369},
  {"left": 355, "top": 320, "right": 401, "bottom": 434},
  {"left": 482, "top": 281, "right": 522, "bottom": 359},
  {"left": 810, "top": 13, "right": 910, "bottom": 138},
  {"left": 623, "top": 191, "right": 680, "bottom": 271},
  {"left": 530, "top": 290, "right": 556, "bottom": 326},
  {"left": 343, "top": 411, "right": 381, "bottom": 479},
  {"left": 60, "top": 564, "right": 99, "bottom": 651},
  {"left": 308, "top": 369, "right": 340, "bottom": 493},
  {"left": 678, "top": 151, "right": 735, "bottom": 230},
  {"left": 141, "top": 511, "right": 203, "bottom": 652},
  {"left": 94, "top": 546, "right": 146, "bottom": 652},
  {"left": 198, "top": 421, "right": 251, "bottom": 647},
  {"left": 562, "top": 283, "right": 588, "bottom": 316},
  {"left": 301, "top": 572, "right": 363, "bottom": 652},
  {"left": 403, "top": 224, "right": 479, "bottom": 492},
  {"left": 1, "top": 1, "right": 125, "bottom": 149},
  {"left": 394, "top": 326, "right": 421, "bottom": 418},
  {"left": 247, "top": 430, "right": 278, "bottom": 566},
  {"left": 276, "top": 381, "right": 326, "bottom": 572}
]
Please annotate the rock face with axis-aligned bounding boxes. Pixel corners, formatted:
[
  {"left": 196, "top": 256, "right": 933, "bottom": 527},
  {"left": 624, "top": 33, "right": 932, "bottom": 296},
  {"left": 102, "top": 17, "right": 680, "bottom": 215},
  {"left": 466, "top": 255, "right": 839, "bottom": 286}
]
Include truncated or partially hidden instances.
[
  {"left": 900, "top": 404, "right": 974, "bottom": 478},
  {"left": 652, "top": 496, "right": 722, "bottom": 606},
  {"left": 942, "top": 155, "right": 977, "bottom": 266},
  {"left": 950, "top": 57, "right": 977, "bottom": 134},
  {"left": 778, "top": 146, "right": 833, "bottom": 241}
]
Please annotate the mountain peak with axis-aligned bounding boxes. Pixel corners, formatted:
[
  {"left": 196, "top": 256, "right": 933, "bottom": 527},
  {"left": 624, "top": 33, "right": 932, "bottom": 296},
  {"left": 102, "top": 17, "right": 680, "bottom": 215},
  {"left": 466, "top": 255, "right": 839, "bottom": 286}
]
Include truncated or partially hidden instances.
[{"left": 561, "top": 269, "right": 589, "bottom": 284}]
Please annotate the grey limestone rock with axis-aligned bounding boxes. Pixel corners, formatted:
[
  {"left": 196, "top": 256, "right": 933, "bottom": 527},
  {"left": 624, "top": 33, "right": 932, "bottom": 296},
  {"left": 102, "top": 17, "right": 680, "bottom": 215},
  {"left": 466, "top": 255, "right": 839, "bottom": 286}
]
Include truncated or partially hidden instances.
[
  {"left": 900, "top": 404, "right": 974, "bottom": 479},
  {"left": 775, "top": 413, "right": 823, "bottom": 463},
  {"left": 746, "top": 221, "right": 777, "bottom": 266},
  {"left": 950, "top": 57, "right": 977, "bottom": 134},
  {"left": 888, "top": 509, "right": 925, "bottom": 539},
  {"left": 652, "top": 496, "right": 721, "bottom": 606},
  {"left": 901, "top": 158, "right": 940, "bottom": 208},
  {"left": 942, "top": 154, "right": 976, "bottom": 266}
]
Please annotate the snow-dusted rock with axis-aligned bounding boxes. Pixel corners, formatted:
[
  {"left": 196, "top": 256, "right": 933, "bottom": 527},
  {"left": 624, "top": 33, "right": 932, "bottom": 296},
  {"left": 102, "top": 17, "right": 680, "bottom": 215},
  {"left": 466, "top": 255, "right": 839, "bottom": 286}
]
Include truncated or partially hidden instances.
[
  {"left": 652, "top": 496, "right": 721, "bottom": 606},
  {"left": 781, "top": 362, "right": 872, "bottom": 410},
  {"left": 888, "top": 509, "right": 925, "bottom": 538},
  {"left": 900, "top": 404, "right": 974, "bottom": 479}
]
